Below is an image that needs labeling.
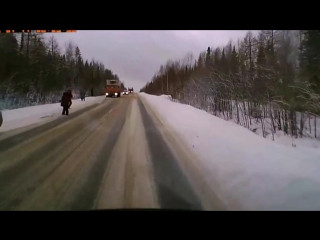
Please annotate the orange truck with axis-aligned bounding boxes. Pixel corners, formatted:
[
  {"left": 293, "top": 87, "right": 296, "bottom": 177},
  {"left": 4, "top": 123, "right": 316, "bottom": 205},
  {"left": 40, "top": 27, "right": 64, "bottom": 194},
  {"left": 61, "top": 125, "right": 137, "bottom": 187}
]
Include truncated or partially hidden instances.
[{"left": 105, "top": 79, "right": 123, "bottom": 98}]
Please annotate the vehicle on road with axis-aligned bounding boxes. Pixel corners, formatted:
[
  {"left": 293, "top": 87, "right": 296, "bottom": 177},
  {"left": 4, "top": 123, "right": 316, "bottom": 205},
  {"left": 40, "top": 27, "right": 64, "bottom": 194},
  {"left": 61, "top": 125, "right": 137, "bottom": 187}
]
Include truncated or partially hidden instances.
[
  {"left": 128, "top": 87, "right": 134, "bottom": 93},
  {"left": 106, "top": 79, "right": 122, "bottom": 98},
  {"left": 122, "top": 88, "right": 129, "bottom": 95}
]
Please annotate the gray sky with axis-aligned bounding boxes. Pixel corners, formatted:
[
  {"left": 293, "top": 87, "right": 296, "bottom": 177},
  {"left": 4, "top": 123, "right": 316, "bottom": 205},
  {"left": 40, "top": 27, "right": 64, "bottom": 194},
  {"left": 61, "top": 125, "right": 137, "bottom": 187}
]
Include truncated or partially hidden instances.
[{"left": 47, "top": 30, "right": 251, "bottom": 90}]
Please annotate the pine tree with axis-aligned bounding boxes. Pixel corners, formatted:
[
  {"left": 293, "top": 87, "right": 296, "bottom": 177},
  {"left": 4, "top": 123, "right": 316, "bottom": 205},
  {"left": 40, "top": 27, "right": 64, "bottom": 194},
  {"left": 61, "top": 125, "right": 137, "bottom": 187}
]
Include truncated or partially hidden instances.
[{"left": 301, "top": 30, "right": 320, "bottom": 93}]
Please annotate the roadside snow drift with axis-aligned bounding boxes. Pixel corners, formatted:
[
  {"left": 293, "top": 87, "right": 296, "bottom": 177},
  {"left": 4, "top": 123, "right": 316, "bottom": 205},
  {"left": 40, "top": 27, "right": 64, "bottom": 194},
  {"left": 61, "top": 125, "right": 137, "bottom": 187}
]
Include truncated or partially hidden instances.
[
  {"left": 140, "top": 93, "right": 320, "bottom": 210},
  {"left": 0, "top": 96, "right": 105, "bottom": 132}
]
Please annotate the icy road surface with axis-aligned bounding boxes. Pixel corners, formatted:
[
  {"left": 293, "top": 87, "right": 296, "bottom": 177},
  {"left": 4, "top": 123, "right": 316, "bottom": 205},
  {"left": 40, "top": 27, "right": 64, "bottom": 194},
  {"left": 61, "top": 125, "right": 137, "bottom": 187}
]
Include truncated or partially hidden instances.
[{"left": 0, "top": 94, "right": 224, "bottom": 210}]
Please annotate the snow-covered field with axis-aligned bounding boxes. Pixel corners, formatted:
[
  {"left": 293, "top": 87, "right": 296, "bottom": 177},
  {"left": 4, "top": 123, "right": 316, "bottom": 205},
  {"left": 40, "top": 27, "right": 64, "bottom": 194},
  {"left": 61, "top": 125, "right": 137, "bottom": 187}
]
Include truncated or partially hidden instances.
[
  {"left": 140, "top": 93, "right": 320, "bottom": 210},
  {"left": 0, "top": 96, "right": 105, "bottom": 132}
]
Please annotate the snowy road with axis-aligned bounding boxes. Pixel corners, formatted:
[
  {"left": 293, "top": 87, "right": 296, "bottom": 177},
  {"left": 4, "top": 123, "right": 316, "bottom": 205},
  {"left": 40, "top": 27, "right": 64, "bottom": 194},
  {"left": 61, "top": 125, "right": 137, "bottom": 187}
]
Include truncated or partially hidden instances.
[{"left": 0, "top": 94, "right": 224, "bottom": 211}]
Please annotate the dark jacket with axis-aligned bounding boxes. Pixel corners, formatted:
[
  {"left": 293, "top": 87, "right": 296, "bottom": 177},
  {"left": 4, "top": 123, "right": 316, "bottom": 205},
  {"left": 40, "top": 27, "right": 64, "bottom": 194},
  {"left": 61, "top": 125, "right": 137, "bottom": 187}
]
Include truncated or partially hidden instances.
[
  {"left": 61, "top": 91, "right": 72, "bottom": 107},
  {"left": 80, "top": 90, "right": 85, "bottom": 98}
]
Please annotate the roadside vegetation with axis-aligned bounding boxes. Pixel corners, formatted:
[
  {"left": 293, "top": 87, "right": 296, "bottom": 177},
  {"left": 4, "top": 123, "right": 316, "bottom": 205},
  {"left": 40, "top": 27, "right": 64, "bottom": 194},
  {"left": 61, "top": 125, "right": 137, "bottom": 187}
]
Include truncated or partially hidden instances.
[
  {"left": 140, "top": 30, "right": 320, "bottom": 141},
  {"left": 0, "top": 32, "right": 121, "bottom": 110}
]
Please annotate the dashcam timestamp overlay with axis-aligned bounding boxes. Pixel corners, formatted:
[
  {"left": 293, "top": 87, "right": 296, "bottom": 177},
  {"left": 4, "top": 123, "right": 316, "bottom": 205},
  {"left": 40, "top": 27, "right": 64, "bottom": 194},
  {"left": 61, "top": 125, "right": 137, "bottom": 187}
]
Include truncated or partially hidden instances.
[{"left": 0, "top": 30, "right": 77, "bottom": 33}]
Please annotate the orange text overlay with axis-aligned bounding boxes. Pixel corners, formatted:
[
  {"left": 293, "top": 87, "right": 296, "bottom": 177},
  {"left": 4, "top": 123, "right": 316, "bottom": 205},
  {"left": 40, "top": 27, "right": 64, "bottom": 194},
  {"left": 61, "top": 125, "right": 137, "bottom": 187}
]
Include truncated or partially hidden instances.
[{"left": 0, "top": 30, "right": 77, "bottom": 33}]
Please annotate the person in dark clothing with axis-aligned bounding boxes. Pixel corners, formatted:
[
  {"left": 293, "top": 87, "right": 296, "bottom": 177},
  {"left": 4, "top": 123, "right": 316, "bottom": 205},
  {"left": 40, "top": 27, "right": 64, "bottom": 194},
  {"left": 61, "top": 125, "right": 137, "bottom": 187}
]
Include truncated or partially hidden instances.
[
  {"left": 61, "top": 91, "right": 72, "bottom": 115},
  {"left": 80, "top": 89, "right": 85, "bottom": 101},
  {"left": 67, "top": 89, "right": 73, "bottom": 109},
  {"left": 91, "top": 88, "right": 93, "bottom": 97}
]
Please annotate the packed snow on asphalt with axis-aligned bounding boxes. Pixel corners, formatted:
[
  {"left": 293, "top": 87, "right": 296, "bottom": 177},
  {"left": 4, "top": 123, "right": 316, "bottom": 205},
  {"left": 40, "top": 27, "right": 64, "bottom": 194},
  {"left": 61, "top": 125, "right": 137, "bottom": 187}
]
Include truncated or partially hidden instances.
[
  {"left": 2, "top": 93, "right": 320, "bottom": 210},
  {"left": 0, "top": 96, "right": 105, "bottom": 132},
  {"left": 139, "top": 93, "right": 320, "bottom": 211}
]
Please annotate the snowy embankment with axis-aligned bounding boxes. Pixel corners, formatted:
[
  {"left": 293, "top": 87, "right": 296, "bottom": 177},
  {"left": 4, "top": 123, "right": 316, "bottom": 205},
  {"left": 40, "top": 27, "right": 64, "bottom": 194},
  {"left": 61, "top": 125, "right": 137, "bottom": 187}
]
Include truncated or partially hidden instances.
[
  {"left": 0, "top": 96, "right": 105, "bottom": 132},
  {"left": 140, "top": 93, "right": 320, "bottom": 210},
  {"left": 163, "top": 95, "right": 320, "bottom": 151}
]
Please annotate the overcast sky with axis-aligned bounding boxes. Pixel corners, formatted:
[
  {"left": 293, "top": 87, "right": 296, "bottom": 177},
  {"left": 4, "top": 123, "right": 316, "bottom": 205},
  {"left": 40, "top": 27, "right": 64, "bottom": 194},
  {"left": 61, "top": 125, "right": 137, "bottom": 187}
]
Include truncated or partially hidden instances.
[{"left": 47, "top": 30, "right": 252, "bottom": 90}]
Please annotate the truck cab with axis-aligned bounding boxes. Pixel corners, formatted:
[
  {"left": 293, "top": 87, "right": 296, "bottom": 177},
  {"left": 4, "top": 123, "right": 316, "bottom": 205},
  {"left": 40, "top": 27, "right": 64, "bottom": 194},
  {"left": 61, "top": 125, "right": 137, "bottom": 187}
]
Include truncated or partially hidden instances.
[{"left": 106, "top": 79, "right": 122, "bottom": 98}]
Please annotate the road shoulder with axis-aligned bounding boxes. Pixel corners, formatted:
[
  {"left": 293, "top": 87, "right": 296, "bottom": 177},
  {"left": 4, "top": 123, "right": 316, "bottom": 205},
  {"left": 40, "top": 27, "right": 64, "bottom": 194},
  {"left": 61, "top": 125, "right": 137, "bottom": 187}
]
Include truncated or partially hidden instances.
[
  {"left": 0, "top": 97, "right": 107, "bottom": 151},
  {"left": 139, "top": 94, "right": 228, "bottom": 210}
]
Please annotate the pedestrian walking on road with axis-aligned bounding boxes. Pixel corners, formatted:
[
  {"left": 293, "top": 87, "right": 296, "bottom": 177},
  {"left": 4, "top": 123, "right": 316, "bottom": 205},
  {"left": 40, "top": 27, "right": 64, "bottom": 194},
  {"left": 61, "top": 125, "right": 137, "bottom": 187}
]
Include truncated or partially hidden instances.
[
  {"left": 61, "top": 90, "right": 72, "bottom": 116},
  {"left": 67, "top": 89, "right": 73, "bottom": 109},
  {"left": 80, "top": 89, "right": 86, "bottom": 101}
]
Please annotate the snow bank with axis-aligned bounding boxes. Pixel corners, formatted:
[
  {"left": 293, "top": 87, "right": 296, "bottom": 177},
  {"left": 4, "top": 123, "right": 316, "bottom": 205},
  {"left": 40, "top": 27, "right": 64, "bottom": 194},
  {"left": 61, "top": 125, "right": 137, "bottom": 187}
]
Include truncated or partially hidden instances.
[
  {"left": 173, "top": 96, "right": 320, "bottom": 150},
  {"left": 0, "top": 96, "right": 105, "bottom": 132},
  {"left": 140, "top": 93, "right": 320, "bottom": 210}
]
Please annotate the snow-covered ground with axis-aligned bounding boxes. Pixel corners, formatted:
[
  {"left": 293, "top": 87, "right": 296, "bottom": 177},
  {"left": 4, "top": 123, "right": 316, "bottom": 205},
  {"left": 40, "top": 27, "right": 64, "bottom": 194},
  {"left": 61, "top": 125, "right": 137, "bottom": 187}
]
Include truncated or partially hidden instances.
[
  {"left": 2, "top": 92, "right": 320, "bottom": 210},
  {"left": 140, "top": 93, "right": 320, "bottom": 210},
  {"left": 0, "top": 96, "right": 105, "bottom": 132},
  {"left": 165, "top": 95, "right": 320, "bottom": 151}
]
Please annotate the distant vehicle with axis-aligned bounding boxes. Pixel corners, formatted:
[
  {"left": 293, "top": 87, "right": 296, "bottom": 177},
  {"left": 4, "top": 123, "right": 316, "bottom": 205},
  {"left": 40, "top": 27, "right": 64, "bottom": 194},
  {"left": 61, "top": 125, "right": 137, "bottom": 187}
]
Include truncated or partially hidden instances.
[
  {"left": 105, "top": 79, "right": 123, "bottom": 98},
  {"left": 128, "top": 87, "right": 134, "bottom": 93},
  {"left": 122, "top": 88, "right": 129, "bottom": 95}
]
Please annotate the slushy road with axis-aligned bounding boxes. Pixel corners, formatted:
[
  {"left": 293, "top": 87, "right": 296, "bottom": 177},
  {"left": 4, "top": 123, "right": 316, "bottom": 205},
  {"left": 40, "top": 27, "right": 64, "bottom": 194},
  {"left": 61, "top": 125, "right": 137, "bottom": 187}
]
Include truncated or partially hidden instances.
[{"left": 0, "top": 94, "right": 225, "bottom": 210}]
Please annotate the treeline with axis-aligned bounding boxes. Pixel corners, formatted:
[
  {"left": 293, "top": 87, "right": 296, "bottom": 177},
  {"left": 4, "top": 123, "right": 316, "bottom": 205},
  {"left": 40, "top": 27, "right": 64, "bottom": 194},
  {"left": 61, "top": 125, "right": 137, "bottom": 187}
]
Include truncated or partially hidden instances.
[
  {"left": 140, "top": 30, "right": 320, "bottom": 140},
  {"left": 0, "top": 32, "right": 121, "bottom": 110}
]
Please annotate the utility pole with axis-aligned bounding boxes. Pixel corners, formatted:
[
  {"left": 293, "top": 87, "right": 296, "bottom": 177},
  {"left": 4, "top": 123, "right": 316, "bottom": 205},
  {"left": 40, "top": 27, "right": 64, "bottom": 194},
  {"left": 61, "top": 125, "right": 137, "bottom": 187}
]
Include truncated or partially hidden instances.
[{"left": 0, "top": 111, "right": 3, "bottom": 128}]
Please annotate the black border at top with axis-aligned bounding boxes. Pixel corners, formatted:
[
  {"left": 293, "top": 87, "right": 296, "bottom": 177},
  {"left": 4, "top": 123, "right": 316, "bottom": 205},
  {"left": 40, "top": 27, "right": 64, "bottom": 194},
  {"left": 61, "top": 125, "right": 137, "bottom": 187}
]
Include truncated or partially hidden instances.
[{"left": 0, "top": 5, "right": 317, "bottom": 30}]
